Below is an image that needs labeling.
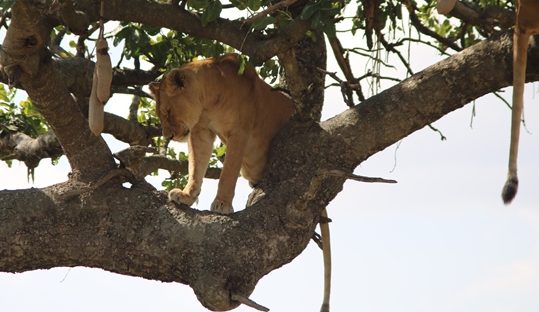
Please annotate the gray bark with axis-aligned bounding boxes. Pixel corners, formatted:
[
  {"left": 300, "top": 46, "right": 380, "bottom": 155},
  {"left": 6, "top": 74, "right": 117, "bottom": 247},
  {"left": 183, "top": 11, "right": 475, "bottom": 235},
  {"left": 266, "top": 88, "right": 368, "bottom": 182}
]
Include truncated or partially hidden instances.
[{"left": 1, "top": 0, "right": 538, "bottom": 310}]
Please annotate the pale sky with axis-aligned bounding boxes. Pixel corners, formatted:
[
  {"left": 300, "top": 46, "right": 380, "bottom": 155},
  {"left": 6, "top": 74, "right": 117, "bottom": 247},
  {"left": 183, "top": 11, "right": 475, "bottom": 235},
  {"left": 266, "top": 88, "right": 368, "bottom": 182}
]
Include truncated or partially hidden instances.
[{"left": 1, "top": 8, "right": 539, "bottom": 312}]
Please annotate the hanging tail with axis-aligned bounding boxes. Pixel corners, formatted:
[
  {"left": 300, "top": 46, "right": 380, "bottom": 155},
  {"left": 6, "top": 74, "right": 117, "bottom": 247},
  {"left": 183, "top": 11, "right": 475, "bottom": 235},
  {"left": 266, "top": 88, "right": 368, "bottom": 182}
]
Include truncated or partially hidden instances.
[{"left": 502, "top": 28, "right": 529, "bottom": 204}]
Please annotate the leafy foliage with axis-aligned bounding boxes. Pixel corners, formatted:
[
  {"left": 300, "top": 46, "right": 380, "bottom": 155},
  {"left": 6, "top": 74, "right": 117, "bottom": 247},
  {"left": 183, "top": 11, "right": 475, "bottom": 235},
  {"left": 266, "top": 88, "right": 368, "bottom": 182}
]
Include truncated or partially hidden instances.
[
  {"left": 0, "top": 86, "right": 47, "bottom": 138},
  {"left": 0, "top": 0, "right": 520, "bottom": 182},
  {"left": 300, "top": 0, "right": 343, "bottom": 37},
  {"left": 113, "top": 24, "right": 227, "bottom": 69},
  {"left": 161, "top": 150, "right": 190, "bottom": 190}
]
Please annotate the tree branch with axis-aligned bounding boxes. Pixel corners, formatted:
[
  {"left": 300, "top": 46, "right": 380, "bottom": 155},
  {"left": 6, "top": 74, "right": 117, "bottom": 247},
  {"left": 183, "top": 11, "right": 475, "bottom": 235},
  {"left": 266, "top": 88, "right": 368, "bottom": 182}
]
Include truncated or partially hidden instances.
[
  {"left": 0, "top": 131, "right": 62, "bottom": 169},
  {"left": 442, "top": 0, "right": 514, "bottom": 32},
  {"left": 404, "top": 0, "right": 462, "bottom": 51},
  {"left": 66, "top": 0, "right": 310, "bottom": 61},
  {"left": 242, "top": 0, "right": 298, "bottom": 26},
  {"left": 0, "top": 0, "right": 115, "bottom": 181},
  {"left": 113, "top": 146, "right": 221, "bottom": 180},
  {"left": 321, "top": 32, "right": 539, "bottom": 166},
  {"left": 327, "top": 35, "right": 364, "bottom": 105},
  {"left": 3, "top": 3, "right": 539, "bottom": 312},
  {"left": 103, "top": 112, "right": 160, "bottom": 146}
]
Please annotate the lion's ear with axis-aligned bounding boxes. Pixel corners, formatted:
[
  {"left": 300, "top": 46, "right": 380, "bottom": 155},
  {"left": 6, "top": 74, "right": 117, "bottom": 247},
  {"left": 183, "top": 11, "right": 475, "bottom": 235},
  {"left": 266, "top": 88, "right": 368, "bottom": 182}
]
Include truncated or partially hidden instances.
[
  {"left": 164, "top": 70, "right": 185, "bottom": 92},
  {"left": 171, "top": 70, "right": 185, "bottom": 89}
]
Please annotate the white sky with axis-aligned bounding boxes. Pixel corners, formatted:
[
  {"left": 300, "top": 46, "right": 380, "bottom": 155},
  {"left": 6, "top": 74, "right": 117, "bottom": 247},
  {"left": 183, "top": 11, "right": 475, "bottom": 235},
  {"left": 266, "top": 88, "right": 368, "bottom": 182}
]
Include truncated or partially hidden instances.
[{"left": 1, "top": 7, "right": 539, "bottom": 312}]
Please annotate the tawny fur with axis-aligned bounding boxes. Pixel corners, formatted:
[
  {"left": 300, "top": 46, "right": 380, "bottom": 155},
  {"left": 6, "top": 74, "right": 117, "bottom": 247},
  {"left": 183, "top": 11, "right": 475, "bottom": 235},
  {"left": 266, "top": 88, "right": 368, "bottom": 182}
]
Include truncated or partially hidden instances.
[
  {"left": 149, "top": 54, "right": 295, "bottom": 213},
  {"left": 502, "top": 0, "right": 539, "bottom": 204}
]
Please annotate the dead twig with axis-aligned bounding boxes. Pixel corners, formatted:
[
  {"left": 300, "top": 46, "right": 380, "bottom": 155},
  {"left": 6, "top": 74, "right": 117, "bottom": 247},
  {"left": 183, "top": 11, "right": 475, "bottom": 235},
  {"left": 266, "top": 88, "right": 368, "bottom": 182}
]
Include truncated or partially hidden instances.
[
  {"left": 323, "top": 169, "right": 397, "bottom": 184},
  {"left": 327, "top": 35, "right": 365, "bottom": 105},
  {"left": 242, "top": 0, "right": 298, "bottom": 26},
  {"left": 317, "top": 68, "right": 361, "bottom": 107},
  {"left": 376, "top": 31, "right": 414, "bottom": 77},
  {"left": 231, "top": 294, "right": 270, "bottom": 312},
  {"left": 403, "top": 0, "right": 462, "bottom": 51}
]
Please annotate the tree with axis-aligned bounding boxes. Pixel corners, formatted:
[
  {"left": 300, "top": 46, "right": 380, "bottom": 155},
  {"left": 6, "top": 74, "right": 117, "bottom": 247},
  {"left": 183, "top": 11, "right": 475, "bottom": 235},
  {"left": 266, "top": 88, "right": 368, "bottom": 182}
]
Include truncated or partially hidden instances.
[{"left": 0, "top": 0, "right": 537, "bottom": 311}]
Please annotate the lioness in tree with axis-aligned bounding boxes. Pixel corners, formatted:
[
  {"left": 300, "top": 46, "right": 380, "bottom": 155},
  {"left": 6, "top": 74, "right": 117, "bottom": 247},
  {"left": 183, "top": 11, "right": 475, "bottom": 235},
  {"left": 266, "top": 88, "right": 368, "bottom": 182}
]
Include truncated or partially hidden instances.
[{"left": 149, "top": 54, "right": 295, "bottom": 214}]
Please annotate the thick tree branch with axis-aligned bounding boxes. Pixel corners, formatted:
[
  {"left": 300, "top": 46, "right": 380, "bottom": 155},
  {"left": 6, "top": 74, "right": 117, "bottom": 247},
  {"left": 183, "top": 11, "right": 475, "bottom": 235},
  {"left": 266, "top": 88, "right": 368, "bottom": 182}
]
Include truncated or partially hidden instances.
[
  {"left": 322, "top": 33, "right": 539, "bottom": 165},
  {"left": 66, "top": 0, "right": 310, "bottom": 61},
  {"left": 3, "top": 2, "right": 539, "bottom": 312},
  {"left": 443, "top": 0, "right": 514, "bottom": 31},
  {"left": 112, "top": 67, "right": 161, "bottom": 89},
  {"left": 50, "top": 57, "right": 160, "bottom": 98},
  {"left": 0, "top": 0, "right": 115, "bottom": 181},
  {"left": 103, "top": 112, "right": 160, "bottom": 146},
  {"left": 0, "top": 112, "right": 160, "bottom": 167},
  {"left": 0, "top": 131, "right": 62, "bottom": 168},
  {"left": 278, "top": 34, "right": 327, "bottom": 120},
  {"left": 113, "top": 146, "right": 221, "bottom": 180},
  {"left": 0, "top": 160, "right": 336, "bottom": 310}
]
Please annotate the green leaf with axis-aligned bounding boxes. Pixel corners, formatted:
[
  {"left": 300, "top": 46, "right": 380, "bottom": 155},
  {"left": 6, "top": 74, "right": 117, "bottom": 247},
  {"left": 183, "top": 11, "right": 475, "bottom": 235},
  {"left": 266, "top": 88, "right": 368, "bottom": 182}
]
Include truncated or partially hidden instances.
[
  {"left": 201, "top": 0, "right": 222, "bottom": 26},
  {"left": 300, "top": 2, "right": 320, "bottom": 20},
  {"left": 247, "top": 0, "right": 261, "bottom": 11},
  {"left": 0, "top": 0, "right": 14, "bottom": 10},
  {"left": 113, "top": 26, "right": 134, "bottom": 47},
  {"left": 310, "top": 11, "right": 323, "bottom": 29},
  {"left": 144, "top": 26, "right": 162, "bottom": 36},
  {"left": 229, "top": 0, "right": 248, "bottom": 10},
  {"left": 237, "top": 55, "right": 248, "bottom": 75},
  {"left": 215, "top": 145, "right": 227, "bottom": 157},
  {"left": 188, "top": 0, "right": 209, "bottom": 10},
  {"left": 251, "top": 16, "right": 275, "bottom": 31},
  {"left": 323, "top": 22, "right": 336, "bottom": 38}
]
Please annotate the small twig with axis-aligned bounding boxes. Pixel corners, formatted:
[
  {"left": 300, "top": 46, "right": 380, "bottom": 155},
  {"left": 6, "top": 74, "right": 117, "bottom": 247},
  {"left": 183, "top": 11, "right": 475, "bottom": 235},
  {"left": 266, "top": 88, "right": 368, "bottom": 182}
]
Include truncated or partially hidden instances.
[
  {"left": 493, "top": 90, "right": 511, "bottom": 110},
  {"left": 323, "top": 169, "right": 397, "bottom": 184},
  {"left": 469, "top": 101, "right": 476, "bottom": 128},
  {"left": 59, "top": 267, "right": 72, "bottom": 283},
  {"left": 319, "top": 215, "right": 332, "bottom": 224},
  {"left": 395, "top": 37, "right": 452, "bottom": 56},
  {"left": 357, "top": 71, "right": 402, "bottom": 83},
  {"left": 376, "top": 31, "right": 414, "bottom": 76},
  {"left": 242, "top": 0, "right": 298, "bottom": 26},
  {"left": 231, "top": 294, "right": 270, "bottom": 312},
  {"left": 327, "top": 35, "right": 365, "bottom": 104},
  {"left": 390, "top": 139, "right": 403, "bottom": 173},
  {"left": 428, "top": 124, "right": 447, "bottom": 141},
  {"left": 317, "top": 68, "right": 361, "bottom": 107},
  {"left": 403, "top": 0, "right": 462, "bottom": 52},
  {"left": 311, "top": 232, "right": 323, "bottom": 249}
]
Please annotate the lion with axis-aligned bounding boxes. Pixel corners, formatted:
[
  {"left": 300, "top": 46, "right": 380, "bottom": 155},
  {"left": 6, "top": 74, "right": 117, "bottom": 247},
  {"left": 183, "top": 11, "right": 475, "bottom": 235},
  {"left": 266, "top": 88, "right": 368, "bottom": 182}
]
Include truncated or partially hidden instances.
[
  {"left": 149, "top": 53, "right": 295, "bottom": 214},
  {"left": 150, "top": 54, "right": 334, "bottom": 312}
]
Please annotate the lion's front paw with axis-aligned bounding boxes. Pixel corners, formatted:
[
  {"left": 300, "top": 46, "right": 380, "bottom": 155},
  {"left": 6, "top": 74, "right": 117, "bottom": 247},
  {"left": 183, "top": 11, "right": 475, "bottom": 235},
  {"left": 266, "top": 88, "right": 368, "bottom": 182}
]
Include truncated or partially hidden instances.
[
  {"left": 210, "top": 198, "right": 234, "bottom": 214},
  {"left": 169, "top": 188, "right": 198, "bottom": 206}
]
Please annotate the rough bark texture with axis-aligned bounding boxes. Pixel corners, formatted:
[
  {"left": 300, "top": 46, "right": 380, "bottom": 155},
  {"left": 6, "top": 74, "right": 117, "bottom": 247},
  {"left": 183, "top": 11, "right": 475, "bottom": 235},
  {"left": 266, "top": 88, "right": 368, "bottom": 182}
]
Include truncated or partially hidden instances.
[{"left": 2, "top": 0, "right": 539, "bottom": 311}]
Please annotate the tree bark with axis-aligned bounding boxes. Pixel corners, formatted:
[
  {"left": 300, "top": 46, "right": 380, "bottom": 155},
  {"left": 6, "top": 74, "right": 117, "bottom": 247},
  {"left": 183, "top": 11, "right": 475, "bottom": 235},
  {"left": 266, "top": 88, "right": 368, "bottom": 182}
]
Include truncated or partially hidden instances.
[
  {"left": 2, "top": 31, "right": 538, "bottom": 310},
  {"left": 2, "top": 0, "right": 539, "bottom": 310}
]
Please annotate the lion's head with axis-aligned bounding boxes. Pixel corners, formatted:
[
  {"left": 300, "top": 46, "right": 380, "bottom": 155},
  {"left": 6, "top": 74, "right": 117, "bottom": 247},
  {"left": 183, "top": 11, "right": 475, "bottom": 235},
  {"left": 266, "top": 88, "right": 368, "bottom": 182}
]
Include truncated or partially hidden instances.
[{"left": 149, "top": 69, "right": 203, "bottom": 142}]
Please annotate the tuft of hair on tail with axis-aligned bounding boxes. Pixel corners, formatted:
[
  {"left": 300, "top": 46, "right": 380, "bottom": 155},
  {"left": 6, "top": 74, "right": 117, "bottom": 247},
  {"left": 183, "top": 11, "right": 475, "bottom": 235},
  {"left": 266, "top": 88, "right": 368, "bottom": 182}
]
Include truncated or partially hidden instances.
[
  {"left": 320, "top": 303, "right": 329, "bottom": 312},
  {"left": 501, "top": 176, "right": 518, "bottom": 204}
]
